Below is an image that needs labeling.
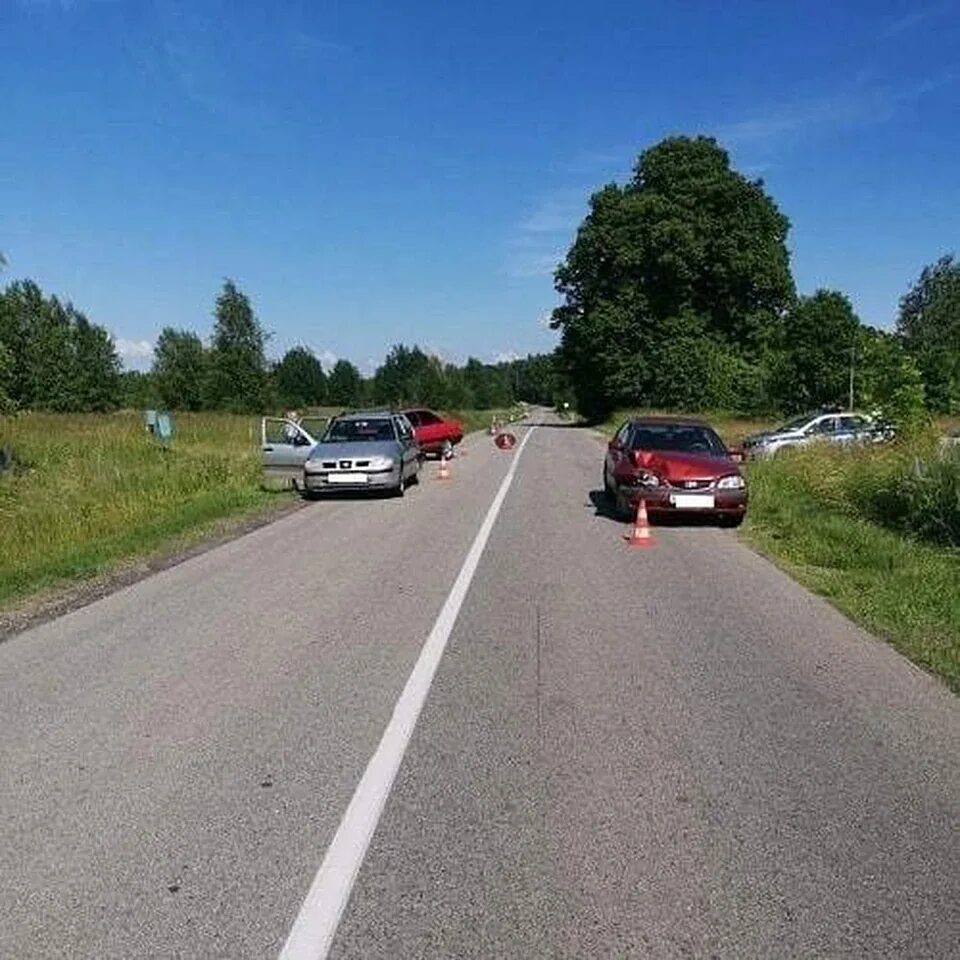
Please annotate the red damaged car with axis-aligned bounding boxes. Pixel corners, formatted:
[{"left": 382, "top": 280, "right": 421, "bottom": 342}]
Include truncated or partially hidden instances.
[
  {"left": 402, "top": 408, "right": 464, "bottom": 459},
  {"left": 603, "top": 416, "right": 747, "bottom": 527}
]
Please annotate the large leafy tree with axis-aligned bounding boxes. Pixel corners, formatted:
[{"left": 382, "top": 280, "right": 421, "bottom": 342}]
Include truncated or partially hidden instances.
[
  {"left": 204, "top": 280, "right": 269, "bottom": 412},
  {"left": 773, "top": 290, "right": 861, "bottom": 413},
  {"left": 326, "top": 358, "right": 363, "bottom": 406},
  {"left": 551, "top": 136, "right": 795, "bottom": 418},
  {"left": 0, "top": 280, "right": 120, "bottom": 410},
  {"left": 0, "top": 340, "right": 13, "bottom": 412},
  {"left": 153, "top": 328, "right": 207, "bottom": 410},
  {"left": 462, "top": 357, "right": 512, "bottom": 409},
  {"left": 118, "top": 370, "right": 159, "bottom": 409},
  {"left": 274, "top": 346, "right": 326, "bottom": 408},
  {"left": 510, "top": 352, "right": 561, "bottom": 406},
  {"left": 372, "top": 344, "right": 447, "bottom": 408},
  {"left": 71, "top": 311, "right": 121, "bottom": 411},
  {"left": 0, "top": 281, "right": 73, "bottom": 409},
  {"left": 857, "top": 327, "right": 928, "bottom": 432},
  {"left": 897, "top": 255, "right": 960, "bottom": 412}
]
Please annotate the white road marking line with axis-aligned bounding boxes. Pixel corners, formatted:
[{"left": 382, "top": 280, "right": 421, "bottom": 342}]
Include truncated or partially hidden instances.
[{"left": 278, "top": 426, "right": 537, "bottom": 960}]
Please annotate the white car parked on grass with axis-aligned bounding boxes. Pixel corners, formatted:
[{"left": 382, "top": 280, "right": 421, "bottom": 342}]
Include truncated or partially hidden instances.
[{"left": 742, "top": 411, "right": 890, "bottom": 459}]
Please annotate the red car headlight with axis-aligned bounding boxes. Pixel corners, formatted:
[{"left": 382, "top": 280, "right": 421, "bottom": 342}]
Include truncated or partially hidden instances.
[{"left": 717, "top": 475, "right": 746, "bottom": 490}]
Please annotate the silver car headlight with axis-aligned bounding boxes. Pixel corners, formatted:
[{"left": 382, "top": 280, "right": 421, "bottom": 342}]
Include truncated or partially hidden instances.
[
  {"left": 367, "top": 456, "right": 395, "bottom": 470},
  {"left": 717, "top": 475, "right": 746, "bottom": 490}
]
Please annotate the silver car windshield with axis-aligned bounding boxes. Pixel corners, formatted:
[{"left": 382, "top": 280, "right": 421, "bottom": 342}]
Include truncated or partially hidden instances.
[
  {"left": 322, "top": 419, "right": 396, "bottom": 442},
  {"left": 778, "top": 413, "right": 816, "bottom": 432}
]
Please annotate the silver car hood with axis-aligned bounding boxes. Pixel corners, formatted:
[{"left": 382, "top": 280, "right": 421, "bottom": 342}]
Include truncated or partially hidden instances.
[
  {"left": 308, "top": 439, "right": 402, "bottom": 462},
  {"left": 746, "top": 429, "right": 801, "bottom": 444}
]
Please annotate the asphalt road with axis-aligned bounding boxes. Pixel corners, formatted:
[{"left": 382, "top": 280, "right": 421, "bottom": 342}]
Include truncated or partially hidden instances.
[{"left": 1, "top": 415, "right": 958, "bottom": 959}]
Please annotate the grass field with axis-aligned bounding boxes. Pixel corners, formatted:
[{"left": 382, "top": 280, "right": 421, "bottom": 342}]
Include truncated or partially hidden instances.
[
  {"left": 0, "top": 407, "right": 524, "bottom": 612},
  {"left": 600, "top": 409, "right": 960, "bottom": 691},
  {"left": 0, "top": 412, "right": 279, "bottom": 609}
]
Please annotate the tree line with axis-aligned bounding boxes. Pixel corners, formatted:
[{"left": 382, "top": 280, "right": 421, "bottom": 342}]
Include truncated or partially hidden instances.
[
  {"left": 0, "top": 274, "right": 562, "bottom": 414},
  {"left": 551, "top": 135, "right": 959, "bottom": 426},
  {"left": 6, "top": 138, "right": 954, "bottom": 424}
]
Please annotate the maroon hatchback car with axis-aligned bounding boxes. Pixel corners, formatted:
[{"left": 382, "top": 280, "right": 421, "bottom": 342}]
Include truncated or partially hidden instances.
[{"left": 603, "top": 417, "right": 747, "bottom": 527}]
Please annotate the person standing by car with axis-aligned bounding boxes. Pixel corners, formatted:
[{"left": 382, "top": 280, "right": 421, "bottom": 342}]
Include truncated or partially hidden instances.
[{"left": 282, "top": 411, "right": 301, "bottom": 443}]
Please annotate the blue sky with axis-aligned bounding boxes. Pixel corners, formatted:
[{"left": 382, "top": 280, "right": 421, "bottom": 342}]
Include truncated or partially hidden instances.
[{"left": 1, "top": 0, "right": 958, "bottom": 372}]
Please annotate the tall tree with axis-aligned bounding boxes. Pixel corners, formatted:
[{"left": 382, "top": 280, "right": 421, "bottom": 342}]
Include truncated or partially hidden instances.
[
  {"left": 551, "top": 136, "right": 795, "bottom": 418},
  {"left": 773, "top": 290, "right": 861, "bottom": 412},
  {"left": 153, "top": 328, "right": 207, "bottom": 410},
  {"left": 0, "top": 281, "right": 121, "bottom": 411},
  {"left": 511, "top": 352, "right": 559, "bottom": 406},
  {"left": 857, "top": 327, "right": 928, "bottom": 432},
  {"left": 0, "top": 340, "right": 13, "bottom": 412},
  {"left": 274, "top": 346, "right": 327, "bottom": 408},
  {"left": 462, "top": 357, "right": 512, "bottom": 409},
  {"left": 0, "top": 281, "right": 71, "bottom": 408},
  {"left": 204, "top": 280, "right": 269, "bottom": 412},
  {"left": 326, "top": 358, "right": 363, "bottom": 406},
  {"left": 71, "top": 310, "right": 121, "bottom": 411},
  {"left": 118, "top": 370, "right": 159, "bottom": 409},
  {"left": 372, "top": 344, "right": 447, "bottom": 408},
  {"left": 897, "top": 255, "right": 960, "bottom": 412}
]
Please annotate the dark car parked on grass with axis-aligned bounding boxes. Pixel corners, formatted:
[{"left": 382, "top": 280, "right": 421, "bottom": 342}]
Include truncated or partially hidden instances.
[{"left": 604, "top": 417, "right": 747, "bottom": 527}]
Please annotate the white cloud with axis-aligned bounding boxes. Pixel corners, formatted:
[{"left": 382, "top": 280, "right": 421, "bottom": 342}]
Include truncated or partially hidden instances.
[
  {"left": 878, "top": 2, "right": 955, "bottom": 39},
  {"left": 116, "top": 338, "right": 154, "bottom": 357},
  {"left": 505, "top": 246, "right": 563, "bottom": 279},
  {"left": 558, "top": 147, "right": 633, "bottom": 177},
  {"left": 492, "top": 350, "right": 521, "bottom": 364},
  {"left": 518, "top": 189, "right": 588, "bottom": 234},
  {"left": 114, "top": 338, "right": 154, "bottom": 369},
  {"left": 506, "top": 188, "right": 588, "bottom": 278},
  {"left": 317, "top": 349, "right": 338, "bottom": 371},
  {"left": 720, "top": 71, "right": 960, "bottom": 150}
]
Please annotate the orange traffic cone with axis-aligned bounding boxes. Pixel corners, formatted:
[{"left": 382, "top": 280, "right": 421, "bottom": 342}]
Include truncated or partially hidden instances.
[
  {"left": 436, "top": 456, "right": 451, "bottom": 481},
  {"left": 624, "top": 499, "right": 656, "bottom": 547}
]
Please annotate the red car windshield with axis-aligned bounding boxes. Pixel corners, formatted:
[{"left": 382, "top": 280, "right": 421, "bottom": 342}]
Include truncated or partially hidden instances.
[{"left": 631, "top": 424, "right": 726, "bottom": 455}]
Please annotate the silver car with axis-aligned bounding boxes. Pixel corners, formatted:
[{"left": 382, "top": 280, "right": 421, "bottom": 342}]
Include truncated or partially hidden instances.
[
  {"left": 261, "top": 415, "right": 328, "bottom": 490},
  {"left": 301, "top": 411, "right": 420, "bottom": 497},
  {"left": 742, "top": 411, "right": 889, "bottom": 459}
]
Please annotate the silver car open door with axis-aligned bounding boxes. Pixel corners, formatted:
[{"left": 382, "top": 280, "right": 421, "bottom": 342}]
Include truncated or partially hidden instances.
[{"left": 261, "top": 417, "right": 318, "bottom": 489}]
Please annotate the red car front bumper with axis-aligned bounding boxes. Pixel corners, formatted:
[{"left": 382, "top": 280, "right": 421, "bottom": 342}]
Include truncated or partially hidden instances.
[{"left": 621, "top": 485, "right": 747, "bottom": 518}]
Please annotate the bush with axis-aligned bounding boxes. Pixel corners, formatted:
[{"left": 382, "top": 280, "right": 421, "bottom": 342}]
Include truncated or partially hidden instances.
[{"left": 757, "top": 441, "right": 960, "bottom": 548}]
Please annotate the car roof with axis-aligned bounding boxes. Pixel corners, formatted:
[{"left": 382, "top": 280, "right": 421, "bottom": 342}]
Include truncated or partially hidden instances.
[{"left": 333, "top": 409, "right": 399, "bottom": 421}]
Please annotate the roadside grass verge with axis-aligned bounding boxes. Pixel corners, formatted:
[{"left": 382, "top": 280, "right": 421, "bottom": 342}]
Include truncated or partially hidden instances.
[
  {"left": 0, "top": 407, "right": 527, "bottom": 612},
  {"left": 596, "top": 410, "right": 959, "bottom": 691},
  {"left": 0, "top": 412, "right": 281, "bottom": 609},
  {"left": 744, "top": 455, "right": 959, "bottom": 692}
]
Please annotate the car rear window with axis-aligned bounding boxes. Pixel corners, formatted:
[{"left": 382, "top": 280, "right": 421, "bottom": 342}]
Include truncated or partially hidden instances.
[{"left": 630, "top": 423, "right": 726, "bottom": 454}]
